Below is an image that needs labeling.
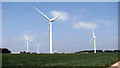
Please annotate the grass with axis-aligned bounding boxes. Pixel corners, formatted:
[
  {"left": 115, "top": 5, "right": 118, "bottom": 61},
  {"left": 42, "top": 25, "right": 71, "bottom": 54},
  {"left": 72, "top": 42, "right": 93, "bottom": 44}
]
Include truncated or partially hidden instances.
[{"left": 2, "top": 53, "right": 119, "bottom": 67}]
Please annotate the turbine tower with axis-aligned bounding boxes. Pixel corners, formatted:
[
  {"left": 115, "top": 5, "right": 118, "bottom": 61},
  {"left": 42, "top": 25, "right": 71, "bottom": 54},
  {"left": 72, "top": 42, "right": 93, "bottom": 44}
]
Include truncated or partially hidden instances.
[
  {"left": 34, "top": 7, "right": 61, "bottom": 54},
  {"left": 89, "top": 29, "right": 96, "bottom": 53},
  {"left": 24, "top": 34, "right": 30, "bottom": 52},
  {"left": 37, "top": 44, "right": 40, "bottom": 54}
]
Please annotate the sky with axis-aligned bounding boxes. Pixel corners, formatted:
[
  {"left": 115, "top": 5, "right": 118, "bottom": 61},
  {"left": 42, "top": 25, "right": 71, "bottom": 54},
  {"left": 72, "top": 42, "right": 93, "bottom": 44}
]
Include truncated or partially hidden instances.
[{"left": 2, "top": 2, "right": 118, "bottom": 53}]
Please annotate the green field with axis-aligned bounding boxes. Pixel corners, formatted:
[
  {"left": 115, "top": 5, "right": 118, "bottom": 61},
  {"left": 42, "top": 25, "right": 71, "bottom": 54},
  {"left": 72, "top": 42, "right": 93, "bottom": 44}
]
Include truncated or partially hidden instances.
[{"left": 2, "top": 53, "right": 119, "bottom": 67}]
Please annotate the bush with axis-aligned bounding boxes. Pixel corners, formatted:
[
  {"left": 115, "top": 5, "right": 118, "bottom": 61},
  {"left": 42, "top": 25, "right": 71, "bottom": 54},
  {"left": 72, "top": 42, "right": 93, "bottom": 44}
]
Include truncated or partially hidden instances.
[
  {"left": 104, "top": 50, "right": 114, "bottom": 52},
  {"left": 0, "top": 48, "right": 11, "bottom": 53}
]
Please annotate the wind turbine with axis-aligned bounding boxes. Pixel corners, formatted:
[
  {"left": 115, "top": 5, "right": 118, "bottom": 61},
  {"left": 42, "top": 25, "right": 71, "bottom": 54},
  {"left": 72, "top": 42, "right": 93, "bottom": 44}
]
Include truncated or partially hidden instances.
[
  {"left": 34, "top": 7, "right": 61, "bottom": 54},
  {"left": 36, "top": 44, "right": 40, "bottom": 54},
  {"left": 24, "top": 34, "right": 30, "bottom": 53},
  {"left": 89, "top": 29, "right": 96, "bottom": 53}
]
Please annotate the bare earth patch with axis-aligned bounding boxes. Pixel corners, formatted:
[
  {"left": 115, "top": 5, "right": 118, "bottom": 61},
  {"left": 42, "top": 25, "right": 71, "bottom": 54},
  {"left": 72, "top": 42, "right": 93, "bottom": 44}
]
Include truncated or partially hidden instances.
[{"left": 109, "top": 61, "right": 120, "bottom": 68}]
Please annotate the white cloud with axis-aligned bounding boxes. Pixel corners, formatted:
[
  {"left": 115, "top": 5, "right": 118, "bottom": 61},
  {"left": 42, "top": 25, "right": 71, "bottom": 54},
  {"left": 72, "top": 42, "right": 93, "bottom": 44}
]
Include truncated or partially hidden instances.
[
  {"left": 96, "top": 20, "right": 113, "bottom": 26},
  {"left": 51, "top": 10, "right": 68, "bottom": 21},
  {"left": 73, "top": 21, "right": 98, "bottom": 29}
]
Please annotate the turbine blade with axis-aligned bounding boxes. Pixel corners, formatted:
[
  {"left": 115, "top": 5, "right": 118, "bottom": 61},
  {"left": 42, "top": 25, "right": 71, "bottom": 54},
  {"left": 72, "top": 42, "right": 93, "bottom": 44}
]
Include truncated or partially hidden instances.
[
  {"left": 33, "top": 7, "right": 50, "bottom": 21},
  {"left": 93, "top": 32, "right": 94, "bottom": 37},
  {"left": 24, "top": 34, "right": 28, "bottom": 40},
  {"left": 92, "top": 28, "right": 95, "bottom": 37},
  {"left": 50, "top": 15, "right": 61, "bottom": 22},
  {"left": 89, "top": 37, "right": 93, "bottom": 43},
  {"left": 48, "top": 23, "right": 50, "bottom": 38}
]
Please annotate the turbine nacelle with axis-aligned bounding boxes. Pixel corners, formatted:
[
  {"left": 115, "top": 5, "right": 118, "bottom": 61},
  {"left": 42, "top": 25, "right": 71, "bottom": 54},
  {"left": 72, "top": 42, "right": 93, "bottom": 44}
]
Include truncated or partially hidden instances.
[
  {"left": 27, "top": 39, "right": 32, "bottom": 42},
  {"left": 49, "top": 19, "right": 54, "bottom": 22},
  {"left": 93, "top": 35, "right": 96, "bottom": 39},
  {"left": 49, "top": 15, "right": 61, "bottom": 22}
]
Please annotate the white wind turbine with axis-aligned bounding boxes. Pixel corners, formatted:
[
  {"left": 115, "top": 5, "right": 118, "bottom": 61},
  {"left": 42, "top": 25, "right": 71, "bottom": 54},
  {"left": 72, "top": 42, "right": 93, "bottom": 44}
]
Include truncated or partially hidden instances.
[
  {"left": 24, "top": 34, "right": 31, "bottom": 53},
  {"left": 36, "top": 44, "right": 40, "bottom": 54},
  {"left": 89, "top": 29, "right": 97, "bottom": 53},
  {"left": 34, "top": 7, "right": 61, "bottom": 54}
]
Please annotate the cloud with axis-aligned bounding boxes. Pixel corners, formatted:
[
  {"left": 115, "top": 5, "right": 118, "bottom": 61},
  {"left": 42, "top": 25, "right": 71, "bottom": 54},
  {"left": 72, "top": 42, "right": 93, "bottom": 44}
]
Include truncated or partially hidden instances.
[
  {"left": 50, "top": 10, "right": 68, "bottom": 21},
  {"left": 73, "top": 21, "right": 98, "bottom": 29},
  {"left": 96, "top": 20, "right": 113, "bottom": 26}
]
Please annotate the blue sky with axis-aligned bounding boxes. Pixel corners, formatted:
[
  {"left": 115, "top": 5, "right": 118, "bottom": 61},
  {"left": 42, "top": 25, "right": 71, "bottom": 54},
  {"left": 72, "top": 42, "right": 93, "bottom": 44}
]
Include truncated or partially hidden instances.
[{"left": 2, "top": 2, "right": 118, "bottom": 53}]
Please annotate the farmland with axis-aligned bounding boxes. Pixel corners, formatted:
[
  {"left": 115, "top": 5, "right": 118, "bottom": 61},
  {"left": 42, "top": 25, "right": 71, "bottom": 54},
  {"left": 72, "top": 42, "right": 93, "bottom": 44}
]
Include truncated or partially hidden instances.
[{"left": 2, "top": 53, "right": 119, "bottom": 67}]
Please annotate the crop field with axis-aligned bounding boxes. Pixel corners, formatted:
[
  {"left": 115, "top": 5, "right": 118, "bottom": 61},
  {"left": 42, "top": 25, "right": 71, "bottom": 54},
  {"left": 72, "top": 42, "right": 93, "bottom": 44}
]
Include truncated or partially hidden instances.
[{"left": 2, "top": 53, "right": 119, "bottom": 67}]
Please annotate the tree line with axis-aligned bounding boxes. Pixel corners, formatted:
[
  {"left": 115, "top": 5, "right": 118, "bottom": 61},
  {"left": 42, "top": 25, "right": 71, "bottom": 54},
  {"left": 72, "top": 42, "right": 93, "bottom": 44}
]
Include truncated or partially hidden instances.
[{"left": 0, "top": 48, "right": 120, "bottom": 54}]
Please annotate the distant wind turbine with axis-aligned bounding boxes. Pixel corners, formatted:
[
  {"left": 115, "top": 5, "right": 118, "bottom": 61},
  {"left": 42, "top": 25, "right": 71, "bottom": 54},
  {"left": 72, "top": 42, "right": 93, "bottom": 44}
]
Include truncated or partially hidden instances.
[
  {"left": 89, "top": 29, "right": 96, "bottom": 53},
  {"left": 34, "top": 7, "right": 61, "bottom": 54},
  {"left": 24, "top": 34, "right": 31, "bottom": 52},
  {"left": 37, "top": 44, "right": 40, "bottom": 54}
]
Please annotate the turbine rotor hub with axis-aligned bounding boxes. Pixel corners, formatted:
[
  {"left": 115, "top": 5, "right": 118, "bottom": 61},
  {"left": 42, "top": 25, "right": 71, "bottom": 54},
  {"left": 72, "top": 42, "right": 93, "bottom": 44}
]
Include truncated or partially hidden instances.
[
  {"left": 49, "top": 19, "right": 54, "bottom": 22},
  {"left": 93, "top": 36, "right": 96, "bottom": 38}
]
